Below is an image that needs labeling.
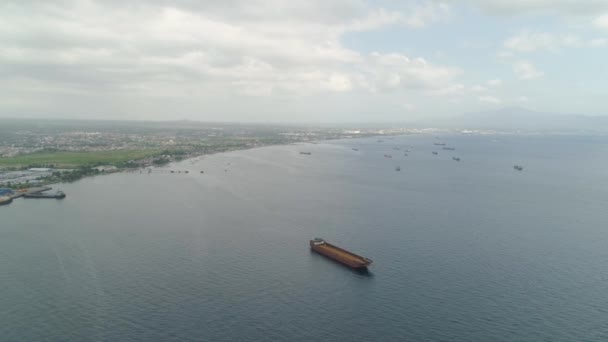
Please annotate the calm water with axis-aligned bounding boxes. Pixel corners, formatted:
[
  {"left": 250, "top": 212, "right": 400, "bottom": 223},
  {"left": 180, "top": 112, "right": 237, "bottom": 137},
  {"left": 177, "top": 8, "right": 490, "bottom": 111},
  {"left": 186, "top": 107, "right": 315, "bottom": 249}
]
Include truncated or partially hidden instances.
[{"left": 2, "top": 134, "right": 608, "bottom": 341}]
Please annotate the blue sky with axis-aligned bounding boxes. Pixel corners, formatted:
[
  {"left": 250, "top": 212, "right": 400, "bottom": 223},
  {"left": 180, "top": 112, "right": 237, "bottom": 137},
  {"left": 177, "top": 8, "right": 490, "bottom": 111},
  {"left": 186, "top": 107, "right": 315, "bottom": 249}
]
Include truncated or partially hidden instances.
[{"left": 0, "top": 0, "right": 607, "bottom": 122}]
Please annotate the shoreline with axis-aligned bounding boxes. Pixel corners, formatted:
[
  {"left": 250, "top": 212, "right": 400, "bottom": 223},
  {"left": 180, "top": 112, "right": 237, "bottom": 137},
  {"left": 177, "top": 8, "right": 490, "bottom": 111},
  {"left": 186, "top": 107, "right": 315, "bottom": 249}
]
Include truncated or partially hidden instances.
[{"left": 0, "top": 133, "right": 403, "bottom": 190}]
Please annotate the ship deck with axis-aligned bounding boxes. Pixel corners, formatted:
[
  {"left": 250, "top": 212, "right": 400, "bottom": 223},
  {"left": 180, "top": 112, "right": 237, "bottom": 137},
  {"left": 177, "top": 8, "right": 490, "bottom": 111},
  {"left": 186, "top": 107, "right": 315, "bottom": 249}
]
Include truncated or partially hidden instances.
[{"left": 315, "top": 243, "right": 369, "bottom": 265}]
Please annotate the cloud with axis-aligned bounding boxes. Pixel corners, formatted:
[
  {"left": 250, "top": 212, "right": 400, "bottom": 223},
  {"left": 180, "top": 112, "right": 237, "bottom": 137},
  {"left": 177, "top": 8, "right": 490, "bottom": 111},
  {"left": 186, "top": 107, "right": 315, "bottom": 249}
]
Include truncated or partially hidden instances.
[
  {"left": 513, "top": 60, "right": 544, "bottom": 80},
  {"left": 464, "top": 0, "right": 608, "bottom": 16},
  {"left": 504, "top": 31, "right": 585, "bottom": 52},
  {"left": 471, "top": 85, "right": 487, "bottom": 92},
  {"left": 486, "top": 79, "right": 502, "bottom": 87},
  {"left": 478, "top": 95, "right": 501, "bottom": 104},
  {"left": 594, "top": 14, "right": 608, "bottom": 29},
  {"left": 589, "top": 38, "right": 608, "bottom": 47},
  {"left": 0, "top": 0, "right": 459, "bottom": 104}
]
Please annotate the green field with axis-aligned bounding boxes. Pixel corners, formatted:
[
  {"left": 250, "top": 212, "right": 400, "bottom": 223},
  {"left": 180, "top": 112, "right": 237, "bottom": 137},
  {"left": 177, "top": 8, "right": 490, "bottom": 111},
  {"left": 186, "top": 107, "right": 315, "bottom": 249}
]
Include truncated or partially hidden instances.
[{"left": 0, "top": 150, "right": 161, "bottom": 168}]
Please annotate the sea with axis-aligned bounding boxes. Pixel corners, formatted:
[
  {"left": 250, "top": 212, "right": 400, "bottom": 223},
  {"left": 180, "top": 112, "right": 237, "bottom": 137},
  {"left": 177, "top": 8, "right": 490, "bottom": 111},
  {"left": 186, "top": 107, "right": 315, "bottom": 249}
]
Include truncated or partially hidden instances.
[{"left": 1, "top": 134, "right": 608, "bottom": 341}]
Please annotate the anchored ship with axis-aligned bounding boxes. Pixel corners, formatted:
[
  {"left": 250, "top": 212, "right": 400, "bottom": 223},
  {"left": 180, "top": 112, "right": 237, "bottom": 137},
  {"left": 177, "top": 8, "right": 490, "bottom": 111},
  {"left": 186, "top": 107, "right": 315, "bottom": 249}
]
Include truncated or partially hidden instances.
[
  {"left": 24, "top": 191, "right": 66, "bottom": 199},
  {"left": 310, "top": 238, "right": 373, "bottom": 269},
  {"left": 0, "top": 196, "right": 13, "bottom": 206}
]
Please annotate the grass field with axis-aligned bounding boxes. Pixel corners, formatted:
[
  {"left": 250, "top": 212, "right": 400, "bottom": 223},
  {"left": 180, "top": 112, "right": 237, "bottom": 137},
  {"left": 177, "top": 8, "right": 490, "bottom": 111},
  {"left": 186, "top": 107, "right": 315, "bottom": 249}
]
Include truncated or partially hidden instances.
[{"left": 0, "top": 150, "right": 161, "bottom": 168}]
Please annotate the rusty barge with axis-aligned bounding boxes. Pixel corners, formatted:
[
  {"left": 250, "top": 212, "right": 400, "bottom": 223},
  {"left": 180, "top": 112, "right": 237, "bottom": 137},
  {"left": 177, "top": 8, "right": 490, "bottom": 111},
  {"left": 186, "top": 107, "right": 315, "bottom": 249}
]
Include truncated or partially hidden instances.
[{"left": 310, "top": 238, "right": 372, "bottom": 269}]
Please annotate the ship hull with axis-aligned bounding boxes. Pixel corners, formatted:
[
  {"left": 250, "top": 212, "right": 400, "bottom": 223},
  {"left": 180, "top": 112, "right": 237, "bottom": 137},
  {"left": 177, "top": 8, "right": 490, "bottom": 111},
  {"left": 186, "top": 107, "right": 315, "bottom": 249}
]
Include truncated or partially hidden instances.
[{"left": 310, "top": 240, "right": 372, "bottom": 269}]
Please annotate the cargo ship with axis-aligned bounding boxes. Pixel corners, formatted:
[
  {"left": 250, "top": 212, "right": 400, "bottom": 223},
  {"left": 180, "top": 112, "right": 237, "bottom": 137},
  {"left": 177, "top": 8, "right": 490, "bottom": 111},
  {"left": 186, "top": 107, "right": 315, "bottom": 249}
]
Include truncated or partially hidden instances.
[
  {"left": 0, "top": 196, "right": 13, "bottom": 206},
  {"left": 310, "top": 238, "right": 373, "bottom": 269},
  {"left": 24, "top": 191, "right": 66, "bottom": 199}
]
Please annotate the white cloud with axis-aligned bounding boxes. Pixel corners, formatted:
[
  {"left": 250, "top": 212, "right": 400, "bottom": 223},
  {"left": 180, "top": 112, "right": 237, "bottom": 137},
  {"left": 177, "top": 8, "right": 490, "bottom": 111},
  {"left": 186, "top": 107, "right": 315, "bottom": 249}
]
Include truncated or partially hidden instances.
[
  {"left": 513, "top": 60, "right": 544, "bottom": 80},
  {"left": 471, "top": 85, "right": 487, "bottom": 92},
  {"left": 465, "top": 1, "right": 608, "bottom": 16},
  {"left": 486, "top": 79, "right": 502, "bottom": 87},
  {"left": 589, "top": 38, "right": 608, "bottom": 47},
  {"left": 402, "top": 102, "right": 415, "bottom": 111},
  {"left": 478, "top": 95, "right": 501, "bottom": 104},
  {"left": 0, "top": 0, "right": 459, "bottom": 107},
  {"left": 504, "top": 31, "right": 584, "bottom": 52},
  {"left": 594, "top": 14, "right": 608, "bottom": 29}
]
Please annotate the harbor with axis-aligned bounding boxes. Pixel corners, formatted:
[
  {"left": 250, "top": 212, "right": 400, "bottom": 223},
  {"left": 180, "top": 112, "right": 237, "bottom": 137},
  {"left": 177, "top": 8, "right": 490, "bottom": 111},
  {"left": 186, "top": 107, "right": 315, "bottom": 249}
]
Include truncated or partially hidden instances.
[{"left": 0, "top": 186, "right": 65, "bottom": 205}]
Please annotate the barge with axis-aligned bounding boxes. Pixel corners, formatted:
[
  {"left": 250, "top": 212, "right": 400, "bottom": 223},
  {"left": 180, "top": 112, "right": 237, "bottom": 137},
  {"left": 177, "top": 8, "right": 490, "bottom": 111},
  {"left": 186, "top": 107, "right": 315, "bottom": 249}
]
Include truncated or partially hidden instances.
[{"left": 310, "top": 238, "right": 372, "bottom": 269}]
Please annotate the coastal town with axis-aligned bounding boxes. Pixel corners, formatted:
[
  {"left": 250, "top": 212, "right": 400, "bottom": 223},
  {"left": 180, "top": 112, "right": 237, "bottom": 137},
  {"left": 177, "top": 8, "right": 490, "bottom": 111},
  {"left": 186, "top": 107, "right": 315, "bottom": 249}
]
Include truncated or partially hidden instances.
[{"left": 0, "top": 119, "right": 439, "bottom": 190}]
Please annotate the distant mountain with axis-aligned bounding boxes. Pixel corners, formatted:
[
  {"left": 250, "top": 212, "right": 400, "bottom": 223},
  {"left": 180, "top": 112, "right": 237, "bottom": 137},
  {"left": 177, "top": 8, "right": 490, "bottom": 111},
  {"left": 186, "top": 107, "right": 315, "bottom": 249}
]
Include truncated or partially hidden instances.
[{"left": 448, "top": 107, "right": 608, "bottom": 133}]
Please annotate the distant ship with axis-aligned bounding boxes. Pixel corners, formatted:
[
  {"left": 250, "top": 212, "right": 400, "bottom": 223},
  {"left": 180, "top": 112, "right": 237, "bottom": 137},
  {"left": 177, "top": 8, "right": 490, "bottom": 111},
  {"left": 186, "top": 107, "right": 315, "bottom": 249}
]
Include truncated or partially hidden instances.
[
  {"left": 0, "top": 196, "right": 13, "bottom": 206},
  {"left": 24, "top": 191, "right": 66, "bottom": 199},
  {"left": 300, "top": 152, "right": 312, "bottom": 155},
  {"left": 432, "top": 151, "right": 438, "bottom": 155},
  {"left": 443, "top": 147, "right": 455, "bottom": 151},
  {"left": 513, "top": 165, "right": 524, "bottom": 171},
  {"left": 310, "top": 238, "right": 372, "bottom": 269},
  {"left": 384, "top": 154, "right": 392, "bottom": 158},
  {"left": 392, "top": 147, "right": 400, "bottom": 150},
  {"left": 352, "top": 148, "right": 359, "bottom": 151},
  {"left": 434, "top": 143, "right": 446, "bottom": 146},
  {"left": 452, "top": 157, "right": 460, "bottom": 161},
  {"left": 395, "top": 166, "right": 401, "bottom": 171},
  {"left": 377, "top": 140, "right": 384, "bottom": 143}
]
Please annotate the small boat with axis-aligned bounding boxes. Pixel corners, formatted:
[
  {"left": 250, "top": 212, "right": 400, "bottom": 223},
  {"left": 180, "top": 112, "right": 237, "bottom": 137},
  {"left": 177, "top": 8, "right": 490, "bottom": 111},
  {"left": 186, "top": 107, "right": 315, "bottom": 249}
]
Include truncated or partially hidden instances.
[
  {"left": 377, "top": 140, "right": 384, "bottom": 143},
  {"left": 395, "top": 166, "right": 401, "bottom": 171},
  {"left": 513, "top": 165, "right": 523, "bottom": 171},
  {"left": 352, "top": 148, "right": 359, "bottom": 151},
  {"left": 300, "top": 152, "right": 312, "bottom": 155},
  {"left": 384, "top": 154, "right": 392, "bottom": 158},
  {"left": 434, "top": 143, "right": 446, "bottom": 146},
  {"left": 452, "top": 157, "right": 460, "bottom": 161},
  {"left": 200, "top": 171, "right": 204, "bottom": 174},
  {"left": 432, "top": 151, "right": 438, "bottom": 155},
  {"left": 404, "top": 153, "right": 408, "bottom": 157},
  {"left": 392, "top": 147, "right": 400, "bottom": 150},
  {"left": 443, "top": 147, "right": 455, "bottom": 151}
]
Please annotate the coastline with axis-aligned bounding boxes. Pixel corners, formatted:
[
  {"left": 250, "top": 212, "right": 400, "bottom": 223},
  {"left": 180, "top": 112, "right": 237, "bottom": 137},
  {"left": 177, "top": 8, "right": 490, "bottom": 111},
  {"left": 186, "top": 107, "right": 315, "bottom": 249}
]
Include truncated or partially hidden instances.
[{"left": 0, "top": 132, "right": 404, "bottom": 190}]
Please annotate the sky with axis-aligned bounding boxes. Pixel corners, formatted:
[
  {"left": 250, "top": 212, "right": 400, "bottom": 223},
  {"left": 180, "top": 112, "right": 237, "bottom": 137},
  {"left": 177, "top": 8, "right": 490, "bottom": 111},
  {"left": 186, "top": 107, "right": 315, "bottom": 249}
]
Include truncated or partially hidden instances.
[{"left": 1, "top": 0, "right": 607, "bottom": 123}]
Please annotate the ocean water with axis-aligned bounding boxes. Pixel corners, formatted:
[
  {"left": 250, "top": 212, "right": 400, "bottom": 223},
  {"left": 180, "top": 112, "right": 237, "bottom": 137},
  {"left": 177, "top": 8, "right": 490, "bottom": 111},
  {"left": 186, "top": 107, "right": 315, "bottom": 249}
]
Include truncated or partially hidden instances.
[{"left": 1, "top": 134, "right": 608, "bottom": 341}]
